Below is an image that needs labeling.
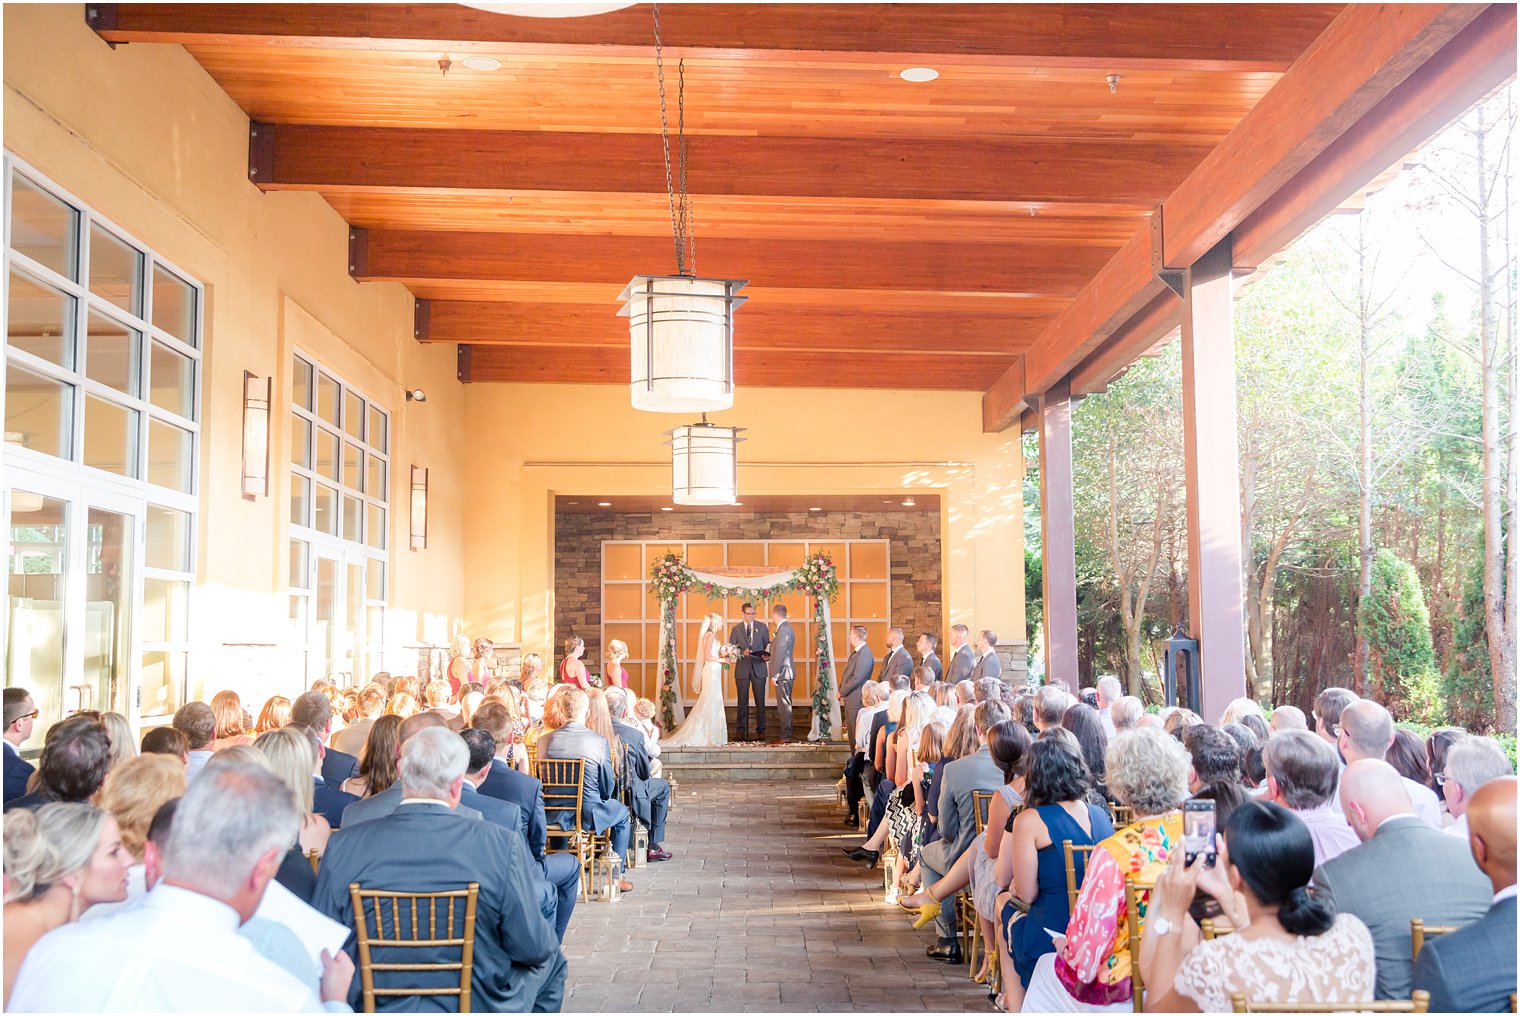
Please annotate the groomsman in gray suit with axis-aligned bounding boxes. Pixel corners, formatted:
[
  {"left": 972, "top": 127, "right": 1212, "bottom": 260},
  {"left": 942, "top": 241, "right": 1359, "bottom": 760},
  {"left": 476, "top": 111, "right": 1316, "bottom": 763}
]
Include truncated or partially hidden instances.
[
  {"left": 876, "top": 627, "right": 914, "bottom": 684},
  {"left": 917, "top": 633, "right": 942, "bottom": 682},
  {"left": 836, "top": 626, "right": 875, "bottom": 741},
  {"left": 968, "top": 628, "right": 1003, "bottom": 683},
  {"left": 768, "top": 605, "right": 796, "bottom": 741},
  {"left": 944, "top": 624, "right": 974, "bottom": 686}
]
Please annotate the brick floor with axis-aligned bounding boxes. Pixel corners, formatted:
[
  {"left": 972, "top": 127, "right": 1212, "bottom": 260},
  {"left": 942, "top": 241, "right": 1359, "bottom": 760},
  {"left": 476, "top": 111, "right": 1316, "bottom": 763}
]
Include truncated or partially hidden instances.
[{"left": 561, "top": 781, "right": 995, "bottom": 1013}]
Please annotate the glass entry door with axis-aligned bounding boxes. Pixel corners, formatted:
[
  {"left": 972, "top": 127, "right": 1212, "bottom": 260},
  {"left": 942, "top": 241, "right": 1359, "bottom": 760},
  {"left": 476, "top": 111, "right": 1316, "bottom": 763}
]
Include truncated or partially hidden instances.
[
  {"left": 299, "top": 542, "right": 379, "bottom": 686},
  {"left": 5, "top": 468, "right": 140, "bottom": 749}
]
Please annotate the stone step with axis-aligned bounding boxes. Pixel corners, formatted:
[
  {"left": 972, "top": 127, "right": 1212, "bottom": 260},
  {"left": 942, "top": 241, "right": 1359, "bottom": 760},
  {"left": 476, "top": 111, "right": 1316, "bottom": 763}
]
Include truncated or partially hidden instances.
[
  {"left": 667, "top": 763, "right": 845, "bottom": 782},
  {"left": 661, "top": 743, "right": 850, "bottom": 782}
]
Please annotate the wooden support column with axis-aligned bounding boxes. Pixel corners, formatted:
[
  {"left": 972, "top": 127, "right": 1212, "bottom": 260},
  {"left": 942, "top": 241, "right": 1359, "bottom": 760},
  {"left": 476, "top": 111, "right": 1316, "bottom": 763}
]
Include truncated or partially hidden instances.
[
  {"left": 1179, "top": 238, "right": 1247, "bottom": 720},
  {"left": 1037, "top": 381, "right": 1079, "bottom": 688}
]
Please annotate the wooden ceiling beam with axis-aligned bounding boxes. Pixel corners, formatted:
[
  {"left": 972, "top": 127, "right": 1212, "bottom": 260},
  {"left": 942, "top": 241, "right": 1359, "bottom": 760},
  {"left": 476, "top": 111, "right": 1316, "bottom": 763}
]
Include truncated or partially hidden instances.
[
  {"left": 418, "top": 300, "right": 1050, "bottom": 355},
  {"left": 89, "top": 3, "right": 1342, "bottom": 70},
  {"left": 252, "top": 124, "right": 1206, "bottom": 206},
  {"left": 459, "top": 343, "right": 1010, "bottom": 389},
  {"left": 352, "top": 228, "right": 1114, "bottom": 296}
]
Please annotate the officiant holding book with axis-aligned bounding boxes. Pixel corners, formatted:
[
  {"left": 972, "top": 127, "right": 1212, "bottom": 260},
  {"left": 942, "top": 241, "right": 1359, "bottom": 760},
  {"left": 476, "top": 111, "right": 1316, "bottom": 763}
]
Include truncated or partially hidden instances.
[{"left": 730, "top": 602, "right": 771, "bottom": 741}]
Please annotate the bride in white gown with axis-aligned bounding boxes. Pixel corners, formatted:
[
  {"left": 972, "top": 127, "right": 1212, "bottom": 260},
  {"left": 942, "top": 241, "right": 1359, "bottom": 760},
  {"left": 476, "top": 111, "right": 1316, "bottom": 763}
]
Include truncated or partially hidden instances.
[{"left": 662, "top": 612, "right": 729, "bottom": 748}]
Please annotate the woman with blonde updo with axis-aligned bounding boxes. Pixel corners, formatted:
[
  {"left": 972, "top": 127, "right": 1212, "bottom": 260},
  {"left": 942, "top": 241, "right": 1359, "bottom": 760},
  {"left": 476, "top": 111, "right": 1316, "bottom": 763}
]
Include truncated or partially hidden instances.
[
  {"left": 604, "top": 640, "right": 630, "bottom": 690},
  {"left": 253, "top": 728, "right": 329, "bottom": 858},
  {"left": 384, "top": 692, "right": 419, "bottom": 719},
  {"left": 3, "top": 803, "right": 132, "bottom": 1003},
  {"left": 99, "top": 712, "right": 136, "bottom": 774},
  {"left": 90, "top": 754, "right": 186, "bottom": 917},
  {"left": 559, "top": 636, "right": 591, "bottom": 690},
  {"left": 520, "top": 652, "right": 545, "bottom": 688},
  {"left": 209, "top": 690, "right": 254, "bottom": 751}
]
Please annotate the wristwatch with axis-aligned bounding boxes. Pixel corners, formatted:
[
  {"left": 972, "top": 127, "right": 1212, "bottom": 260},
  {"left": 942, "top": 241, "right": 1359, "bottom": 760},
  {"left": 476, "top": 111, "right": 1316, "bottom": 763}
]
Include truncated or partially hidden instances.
[{"left": 1148, "top": 915, "right": 1181, "bottom": 937}]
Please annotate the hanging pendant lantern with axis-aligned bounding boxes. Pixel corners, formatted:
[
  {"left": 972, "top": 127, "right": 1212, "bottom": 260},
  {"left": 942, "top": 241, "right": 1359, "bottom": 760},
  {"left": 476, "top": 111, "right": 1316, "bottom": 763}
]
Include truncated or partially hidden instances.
[
  {"left": 667, "top": 415, "right": 745, "bottom": 506},
  {"left": 622, "top": 275, "right": 746, "bottom": 413}
]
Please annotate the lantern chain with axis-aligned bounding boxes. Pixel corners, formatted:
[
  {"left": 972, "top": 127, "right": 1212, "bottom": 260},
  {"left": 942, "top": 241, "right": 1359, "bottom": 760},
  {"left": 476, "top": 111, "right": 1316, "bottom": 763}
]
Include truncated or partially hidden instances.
[{"left": 653, "top": 4, "right": 695, "bottom": 277}]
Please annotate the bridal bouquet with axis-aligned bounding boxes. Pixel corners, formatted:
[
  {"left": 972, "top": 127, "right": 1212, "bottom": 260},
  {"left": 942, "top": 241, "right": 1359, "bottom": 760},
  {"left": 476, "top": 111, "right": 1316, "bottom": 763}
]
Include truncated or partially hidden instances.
[{"left": 717, "top": 643, "right": 743, "bottom": 668}]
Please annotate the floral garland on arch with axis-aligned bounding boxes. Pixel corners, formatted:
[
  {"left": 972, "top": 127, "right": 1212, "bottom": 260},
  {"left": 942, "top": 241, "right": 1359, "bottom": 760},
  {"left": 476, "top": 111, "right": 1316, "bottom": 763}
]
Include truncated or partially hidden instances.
[{"left": 650, "top": 552, "right": 841, "bottom": 738}]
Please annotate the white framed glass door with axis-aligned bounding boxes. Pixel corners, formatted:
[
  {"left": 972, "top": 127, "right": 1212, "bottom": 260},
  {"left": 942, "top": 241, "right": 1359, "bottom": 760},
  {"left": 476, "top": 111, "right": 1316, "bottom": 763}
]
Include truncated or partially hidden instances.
[{"left": 5, "top": 465, "right": 143, "bottom": 750}]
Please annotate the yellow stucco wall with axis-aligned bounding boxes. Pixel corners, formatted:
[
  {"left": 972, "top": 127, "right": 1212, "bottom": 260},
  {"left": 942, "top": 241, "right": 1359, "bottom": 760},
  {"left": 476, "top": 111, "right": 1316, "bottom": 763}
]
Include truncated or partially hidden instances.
[
  {"left": 3, "top": 4, "right": 1025, "bottom": 704},
  {"left": 3, "top": 4, "right": 469, "bottom": 703},
  {"left": 462, "top": 384, "right": 1026, "bottom": 664}
]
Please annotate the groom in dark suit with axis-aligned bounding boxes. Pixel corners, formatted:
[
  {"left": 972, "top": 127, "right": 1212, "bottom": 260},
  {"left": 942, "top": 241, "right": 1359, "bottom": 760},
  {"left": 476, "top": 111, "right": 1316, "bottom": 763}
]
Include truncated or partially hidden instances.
[
  {"left": 730, "top": 602, "right": 771, "bottom": 741},
  {"left": 768, "top": 605, "right": 797, "bottom": 741}
]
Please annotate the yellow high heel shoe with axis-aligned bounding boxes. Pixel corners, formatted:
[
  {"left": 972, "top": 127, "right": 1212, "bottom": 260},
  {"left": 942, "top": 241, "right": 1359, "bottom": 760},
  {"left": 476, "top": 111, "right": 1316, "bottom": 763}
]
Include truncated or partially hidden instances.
[{"left": 897, "top": 897, "right": 942, "bottom": 930}]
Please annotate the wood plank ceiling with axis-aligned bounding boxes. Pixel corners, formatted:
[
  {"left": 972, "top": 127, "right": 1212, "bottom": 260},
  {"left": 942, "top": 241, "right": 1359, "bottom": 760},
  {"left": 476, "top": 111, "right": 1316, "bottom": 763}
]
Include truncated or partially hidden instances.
[{"left": 90, "top": 3, "right": 1345, "bottom": 391}]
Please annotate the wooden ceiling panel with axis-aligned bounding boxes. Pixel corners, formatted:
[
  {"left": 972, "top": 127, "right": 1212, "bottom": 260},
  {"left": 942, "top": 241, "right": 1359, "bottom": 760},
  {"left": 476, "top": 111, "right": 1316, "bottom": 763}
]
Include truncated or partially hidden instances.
[
  {"left": 419, "top": 300, "right": 1050, "bottom": 355},
  {"left": 94, "top": 4, "right": 1344, "bottom": 70},
  {"left": 189, "top": 45, "right": 1281, "bottom": 143},
  {"left": 460, "top": 344, "right": 1012, "bottom": 389}
]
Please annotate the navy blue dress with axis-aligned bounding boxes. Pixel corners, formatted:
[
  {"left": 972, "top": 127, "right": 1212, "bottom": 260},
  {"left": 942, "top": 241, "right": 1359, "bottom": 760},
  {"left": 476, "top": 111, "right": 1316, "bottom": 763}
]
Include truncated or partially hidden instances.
[{"left": 1003, "top": 801, "right": 1114, "bottom": 986}]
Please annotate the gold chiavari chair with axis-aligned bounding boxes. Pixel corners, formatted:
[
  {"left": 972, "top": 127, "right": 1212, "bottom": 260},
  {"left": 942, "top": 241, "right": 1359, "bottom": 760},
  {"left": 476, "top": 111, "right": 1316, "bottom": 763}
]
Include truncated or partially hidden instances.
[
  {"left": 349, "top": 882, "right": 479, "bottom": 1013},
  {"left": 533, "top": 756, "right": 612, "bottom": 901},
  {"left": 1200, "top": 917, "right": 1235, "bottom": 940},
  {"left": 1124, "top": 874, "right": 1155, "bottom": 1014},
  {"left": 962, "top": 790, "right": 999, "bottom": 979},
  {"left": 1111, "top": 805, "right": 1135, "bottom": 828},
  {"left": 1063, "top": 840, "right": 1097, "bottom": 912},
  {"left": 1409, "top": 917, "right": 1458, "bottom": 961},
  {"left": 1230, "top": 991, "right": 1430, "bottom": 1013}
]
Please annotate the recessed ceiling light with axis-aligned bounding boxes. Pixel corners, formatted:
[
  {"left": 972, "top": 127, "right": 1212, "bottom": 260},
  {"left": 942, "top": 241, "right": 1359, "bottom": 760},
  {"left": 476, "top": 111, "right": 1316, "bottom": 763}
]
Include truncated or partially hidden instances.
[
  {"left": 902, "top": 497, "right": 916, "bottom": 507},
  {"left": 660, "top": 507, "right": 673, "bottom": 512},
  {"left": 899, "top": 67, "right": 939, "bottom": 83},
  {"left": 597, "top": 502, "right": 612, "bottom": 507},
  {"left": 461, "top": 56, "right": 502, "bottom": 71},
  {"left": 809, "top": 507, "right": 823, "bottom": 512}
]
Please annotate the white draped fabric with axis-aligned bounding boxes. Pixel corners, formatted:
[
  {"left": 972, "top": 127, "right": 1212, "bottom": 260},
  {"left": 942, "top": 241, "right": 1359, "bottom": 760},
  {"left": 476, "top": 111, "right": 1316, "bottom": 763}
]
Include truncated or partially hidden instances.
[{"left": 659, "top": 566, "right": 843, "bottom": 741}]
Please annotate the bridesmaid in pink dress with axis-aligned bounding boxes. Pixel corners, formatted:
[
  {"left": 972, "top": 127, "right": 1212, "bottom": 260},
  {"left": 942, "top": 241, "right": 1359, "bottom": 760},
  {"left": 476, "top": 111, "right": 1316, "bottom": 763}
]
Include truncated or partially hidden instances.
[
  {"left": 558, "top": 636, "right": 591, "bottom": 689},
  {"left": 604, "top": 640, "right": 630, "bottom": 690}
]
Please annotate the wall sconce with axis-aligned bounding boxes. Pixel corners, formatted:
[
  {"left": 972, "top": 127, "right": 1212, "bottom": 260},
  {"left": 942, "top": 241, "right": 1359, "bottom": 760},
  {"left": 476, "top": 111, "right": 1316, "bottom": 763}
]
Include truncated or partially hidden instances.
[
  {"left": 410, "top": 466, "right": 429, "bottom": 551},
  {"left": 241, "top": 372, "right": 271, "bottom": 499}
]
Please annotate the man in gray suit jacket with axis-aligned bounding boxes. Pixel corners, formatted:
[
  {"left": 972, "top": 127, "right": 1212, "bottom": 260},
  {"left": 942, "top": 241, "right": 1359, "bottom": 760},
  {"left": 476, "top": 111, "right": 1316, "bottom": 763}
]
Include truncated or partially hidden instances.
[
  {"left": 944, "top": 624, "right": 974, "bottom": 686},
  {"left": 836, "top": 626, "right": 875, "bottom": 742},
  {"left": 916, "top": 700, "right": 1010, "bottom": 961},
  {"left": 1413, "top": 776, "right": 1516, "bottom": 1013},
  {"left": 917, "top": 633, "right": 942, "bottom": 682},
  {"left": 768, "top": 605, "right": 797, "bottom": 740},
  {"left": 968, "top": 628, "right": 1003, "bottom": 683},
  {"left": 1313, "top": 760, "right": 1491, "bottom": 999},
  {"left": 876, "top": 627, "right": 914, "bottom": 684}
]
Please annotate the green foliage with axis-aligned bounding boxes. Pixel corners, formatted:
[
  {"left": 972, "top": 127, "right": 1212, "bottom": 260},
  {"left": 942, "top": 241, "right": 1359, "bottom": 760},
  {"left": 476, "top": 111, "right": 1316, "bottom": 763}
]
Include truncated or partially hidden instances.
[
  {"left": 1024, "top": 548, "right": 1043, "bottom": 647},
  {"left": 1359, "top": 550, "right": 1441, "bottom": 723},
  {"left": 1443, "top": 556, "right": 1498, "bottom": 730}
]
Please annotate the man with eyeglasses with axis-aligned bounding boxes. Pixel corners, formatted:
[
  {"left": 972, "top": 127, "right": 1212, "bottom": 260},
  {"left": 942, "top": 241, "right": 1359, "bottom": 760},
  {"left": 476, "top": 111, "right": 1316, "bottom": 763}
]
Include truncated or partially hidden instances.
[
  {"left": 1313, "top": 686, "right": 1358, "bottom": 749},
  {"left": 3, "top": 687, "right": 37, "bottom": 804}
]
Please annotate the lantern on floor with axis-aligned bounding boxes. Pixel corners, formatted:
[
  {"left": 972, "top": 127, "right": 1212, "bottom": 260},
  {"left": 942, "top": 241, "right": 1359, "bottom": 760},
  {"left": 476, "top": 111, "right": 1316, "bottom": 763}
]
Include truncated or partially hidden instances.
[
  {"left": 1163, "top": 625, "right": 1202, "bottom": 712},
  {"left": 632, "top": 819, "right": 650, "bottom": 867},
  {"left": 623, "top": 275, "right": 747, "bottom": 413},
  {"left": 667, "top": 416, "right": 744, "bottom": 506},
  {"left": 596, "top": 850, "right": 622, "bottom": 903}
]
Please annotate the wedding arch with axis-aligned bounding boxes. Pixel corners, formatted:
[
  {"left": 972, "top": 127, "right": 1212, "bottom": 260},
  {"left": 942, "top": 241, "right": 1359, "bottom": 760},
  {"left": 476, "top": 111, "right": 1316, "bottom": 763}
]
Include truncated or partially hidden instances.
[{"left": 649, "top": 552, "right": 843, "bottom": 741}]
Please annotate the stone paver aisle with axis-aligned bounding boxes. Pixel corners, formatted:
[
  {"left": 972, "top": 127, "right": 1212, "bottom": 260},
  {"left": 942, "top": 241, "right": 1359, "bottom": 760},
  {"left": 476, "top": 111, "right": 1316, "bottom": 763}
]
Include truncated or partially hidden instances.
[{"left": 561, "top": 780, "right": 996, "bottom": 1013}]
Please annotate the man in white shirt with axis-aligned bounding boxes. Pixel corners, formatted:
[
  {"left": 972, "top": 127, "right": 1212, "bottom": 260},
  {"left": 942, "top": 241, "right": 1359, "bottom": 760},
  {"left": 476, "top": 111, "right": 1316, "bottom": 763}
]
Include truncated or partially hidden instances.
[
  {"left": 1095, "top": 675, "right": 1122, "bottom": 738},
  {"left": 9, "top": 761, "right": 354, "bottom": 1012},
  {"left": 1440, "top": 736, "right": 1514, "bottom": 840},
  {"left": 1337, "top": 700, "right": 1442, "bottom": 828}
]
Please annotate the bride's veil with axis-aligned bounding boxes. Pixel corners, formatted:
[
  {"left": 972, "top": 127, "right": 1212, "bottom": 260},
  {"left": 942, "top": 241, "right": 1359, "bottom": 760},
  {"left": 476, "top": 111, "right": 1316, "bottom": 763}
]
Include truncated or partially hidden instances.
[{"left": 690, "top": 615, "right": 715, "bottom": 696}]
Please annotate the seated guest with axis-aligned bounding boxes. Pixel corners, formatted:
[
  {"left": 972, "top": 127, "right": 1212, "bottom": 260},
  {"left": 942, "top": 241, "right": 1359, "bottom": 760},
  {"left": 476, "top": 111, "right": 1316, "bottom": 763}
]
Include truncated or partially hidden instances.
[
  {"left": 209, "top": 690, "right": 254, "bottom": 752},
  {"left": 1385, "top": 727, "right": 1433, "bottom": 792},
  {"left": 254, "top": 728, "right": 337, "bottom": 860},
  {"left": 330, "top": 684, "right": 385, "bottom": 757},
  {"left": 992, "top": 736, "right": 1114, "bottom": 1011},
  {"left": 845, "top": 692, "right": 936, "bottom": 865},
  {"left": 101, "top": 712, "right": 136, "bottom": 774},
  {"left": 1033, "top": 685, "right": 1072, "bottom": 733},
  {"left": 255, "top": 694, "right": 292, "bottom": 735},
  {"left": 90, "top": 754, "right": 187, "bottom": 915},
  {"left": 3, "top": 687, "right": 37, "bottom": 805},
  {"left": 632, "top": 697, "right": 661, "bottom": 744},
  {"left": 384, "top": 692, "right": 419, "bottom": 719},
  {"left": 1313, "top": 759, "right": 1491, "bottom": 999},
  {"left": 1439, "top": 735, "right": 1514, "bottom": 840},
  {"left": 1094, "top": 675, "right": 1122, "bottom": 736},
  {"left": 1223, "top": 722, "right": 1265, "bottom": 792},
  {"left": 422, "top": 679, "right": 457, "bottom": 724},
  {"left": 1165, "top": 708, "right": 1203, "bottom": 739},
  {"left": 1337, "top": 700, "right": 1441, "bottom": 827},
  {"left": 1219, "top": 696, "right": 1267, "bottom": 727},
  {"left": 1268, "top": 704, "right": 1307, "bottom": 734},
  {"left": 290, "top": 691, "right": 358, "bottom": 786},
  {"left": 340, "top": 712, "right": 484, "bottom": 828},
  {"left": 1313, "top": 686, "right": 1358, "bottom": 747},
  {"left": 139, "top": 725, "right": 189, "bottom": 765},
  {"left": 9, "top": 762, "right": 354, "bottom": 1011},
  {"left": 915, "top": 700, "right": 1010, "bottom": 964},
  {"left": 606, "top": 687, "right": 673, "bottom": 861},
  {"left": 340, "top": 714, "right": 402, "bottom": 799},
  {"left": 1110, "top": 695, "right": 1143, "bottom": 735},
  {"left": 489, "top": 684, "right": 533, "bottom": 773},
  {"left": 3, "top": 803, "right": 132, "bottom": 1004},
  {"left": 975, "top": 676, "right": 1003, "bottom": 705},
  {"left": 858, "top": 689, "right": 910, "bottom": 842},
  {"left": 296, "top": 727, "right": 359, "bottom": 830},
  {"left": 1061, "top": 703, "right": 1110, "bottom": 803},
  {"left": 453, "top": 687, "right": 485, "bottom": 732},
  {"left": 172, "top": 702, "right": 217, "bottom": 781},
  {"left": 461, "top": 728, "right": 577, "bottom": 941},
  {"left": 1413, "top": 776, "right": 1517, "bottom": 1012},
  {"left": 1183, "top": 723, "right": 1247, "bottom": 822},
  {"left": 1141, "top": 800, "right": 1375, "bottom": 1012},
  {"left": 1023, "top": 726, "right": 1189, "bottom": 1011},
  {"left": 5, "top": 714, "right": 111, "bottom": 812},
  {"left": 843, "top": 682, "right": 887, "bottom": 827},
  {"left": 536, "top": 686, "right": 634, "bottom": 894},
  {"left": 313, "top": 727, "right": 566, "bottom": 1012},
  {"left": 1260, "top": 730, "right": 1358, "bottom": 865},
  {"left": 1424, "top": 726, "right": 1466, "bottom": 805}
]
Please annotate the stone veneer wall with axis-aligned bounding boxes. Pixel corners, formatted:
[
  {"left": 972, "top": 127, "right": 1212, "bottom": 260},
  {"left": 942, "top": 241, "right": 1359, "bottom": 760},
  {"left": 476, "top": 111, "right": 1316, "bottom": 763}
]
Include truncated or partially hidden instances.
[{"left": 553, "top": 509, "right": 943, "bottom": 674}]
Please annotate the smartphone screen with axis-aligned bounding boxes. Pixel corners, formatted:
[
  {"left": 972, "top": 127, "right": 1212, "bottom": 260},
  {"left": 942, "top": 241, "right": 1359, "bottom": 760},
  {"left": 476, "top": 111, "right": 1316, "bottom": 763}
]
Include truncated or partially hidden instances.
[{"left": 1183, "top": 799, "right": 1217, "bottom": 867}]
